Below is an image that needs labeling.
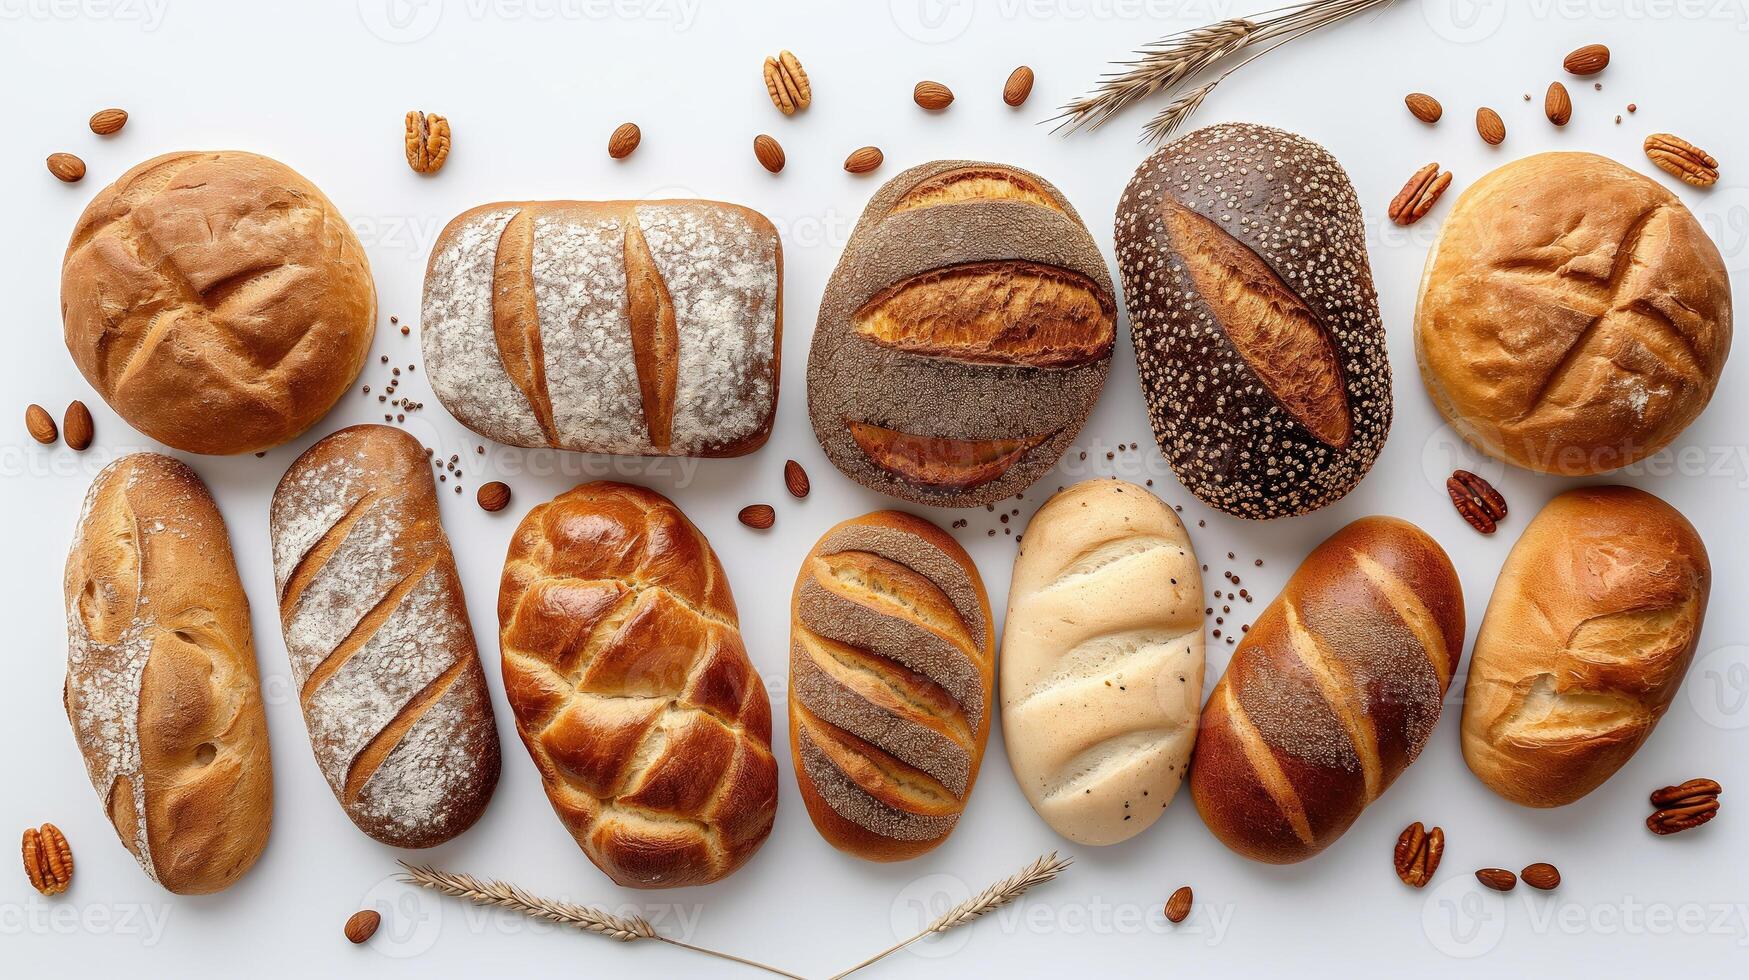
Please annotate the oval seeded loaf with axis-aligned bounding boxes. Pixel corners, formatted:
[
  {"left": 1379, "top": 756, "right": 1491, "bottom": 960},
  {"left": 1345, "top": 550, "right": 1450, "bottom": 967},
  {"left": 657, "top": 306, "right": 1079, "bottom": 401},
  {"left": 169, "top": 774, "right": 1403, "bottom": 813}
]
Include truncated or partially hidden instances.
[{"left": 270, "top": 424, "right": 501, "bottom": 847}]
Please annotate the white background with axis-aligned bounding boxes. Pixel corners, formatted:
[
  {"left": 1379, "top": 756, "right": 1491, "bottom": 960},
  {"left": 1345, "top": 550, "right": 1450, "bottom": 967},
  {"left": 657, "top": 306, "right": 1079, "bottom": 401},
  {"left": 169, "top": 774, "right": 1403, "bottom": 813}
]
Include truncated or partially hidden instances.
[{"left": 3, "top": 1, "right": 1747, "bottom": 976}]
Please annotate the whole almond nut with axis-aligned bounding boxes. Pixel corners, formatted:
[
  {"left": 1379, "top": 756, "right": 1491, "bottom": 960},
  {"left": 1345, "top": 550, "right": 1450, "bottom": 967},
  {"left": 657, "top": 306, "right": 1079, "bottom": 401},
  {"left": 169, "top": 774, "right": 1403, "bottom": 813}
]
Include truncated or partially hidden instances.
[
  {"left": 914, "top": 80, "right": 954, "bottom": 110},
  {"left": 26, "top": 404, "right": 57, "bottom": 444},
  {"left": 344, "top": 909, "right": 381, "bottom": 944},
  {"left": 844, "top": 146, "right": 883, "bottom": 174},
  {"left": 1405, "top": 93, "right": 1443, "bottom": 124},
  {"left": 1476, "top": 868, "right": 1517, "bottom": 892},
  {"left": 63, "top": 401, "right": 93, "bottom": 451},
  {"left": 753, "top": 134, "right": 785, "bottom": 173},
  {"left": 477, "top": 481, "right": 511, "bottom": 513},
  {"left": 763, "top": 50, "right": 811, "bottom": 115},
  {"left": 1545, "top": 82, "right": 1573, "bottom": 126},
  {"left": 607, "top": 122, "right": 641, "bottom": 160},
  {"left": 47, "top": 153, "right": 86, "bottom": 183},
  {"left": 405, "top": 111, "right": 451, "bottom": 174},
  {"left": 1521, "top": 863, "right": 1561, "bottom": 890},
  {"left": 783, "top": 459, "right": 810, "bottom": 498},
  {"left": 1564, "top": 43, "right": 1611, "bottom": 76},
  {"left": 1644, "top": 133, "right": 1720, "bottom": 187},
  {"left": 738, "top": 504, "right": 776, "bottom": 530},
  {"left": 1164, "top": 886, "right": 1193, "bottom": 923},
  {"left": 1004, "top": 66, "right": 1035, "bottom": 107},
  {"left": 88, "top": 108, "right": 128, "bottom": 136},
  {"left": 1476, "top": 108, "right": 1506, "bottom": 145},
  {"left": 21, "top": 823, "right": 73, "bottom": 897}
]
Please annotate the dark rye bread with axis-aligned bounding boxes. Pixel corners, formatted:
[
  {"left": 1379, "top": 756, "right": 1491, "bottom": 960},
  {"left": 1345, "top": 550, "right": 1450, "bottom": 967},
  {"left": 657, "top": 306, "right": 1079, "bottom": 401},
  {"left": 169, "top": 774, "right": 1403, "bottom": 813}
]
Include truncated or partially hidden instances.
[
  {"left": 809, "top": 161, "right": 1116, "bottom": 508},
  {"left": 1116, "top": 123, "right": 1392, "bottom": 519},
  {"left": 789, "top": 511, "right": 994, "bottom": 860}
]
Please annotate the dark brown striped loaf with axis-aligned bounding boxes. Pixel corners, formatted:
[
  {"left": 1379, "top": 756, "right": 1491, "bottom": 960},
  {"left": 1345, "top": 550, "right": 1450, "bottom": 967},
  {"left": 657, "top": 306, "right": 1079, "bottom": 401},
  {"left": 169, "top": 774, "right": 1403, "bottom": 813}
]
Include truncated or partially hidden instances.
[
  {"left": 1189, "top": 517, "right": 1464, "bottom": 863},
  {"left": 789, "top": 511, "right": 994, "bottom": 860}
]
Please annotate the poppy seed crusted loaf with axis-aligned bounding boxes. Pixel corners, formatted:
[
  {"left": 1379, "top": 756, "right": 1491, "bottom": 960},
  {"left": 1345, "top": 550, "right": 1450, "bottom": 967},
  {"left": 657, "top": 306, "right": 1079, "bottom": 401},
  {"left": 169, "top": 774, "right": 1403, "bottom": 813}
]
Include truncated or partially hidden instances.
[{"left": 1116, "top": 123, "right": 1392, "bottom": 520}]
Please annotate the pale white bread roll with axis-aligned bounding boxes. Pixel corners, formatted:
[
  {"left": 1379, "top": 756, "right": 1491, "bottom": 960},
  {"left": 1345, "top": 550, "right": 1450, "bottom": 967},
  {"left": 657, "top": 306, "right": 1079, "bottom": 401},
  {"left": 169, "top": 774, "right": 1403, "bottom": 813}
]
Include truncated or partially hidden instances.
[{"left": 1001, "top": 480, "right": 1204, "bottom": 845}]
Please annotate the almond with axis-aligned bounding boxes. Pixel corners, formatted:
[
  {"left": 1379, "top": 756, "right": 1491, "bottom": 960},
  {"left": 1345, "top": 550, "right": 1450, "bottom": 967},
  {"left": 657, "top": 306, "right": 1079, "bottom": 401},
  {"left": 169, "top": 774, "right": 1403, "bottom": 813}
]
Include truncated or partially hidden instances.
[
  {"left": 1564, "top": 43, "right": 1611, "bottom": 76},
  {"left": 1545, "top": 82, "right": 1572, "bottom": 126},
  {"left": 477, "top": 481, "right": 511, "bottom": 513},
  {"left": 1476, "top": 108, "right": 1506, "bottom": 145},
  {"left": 1003, "top": 66, "right": 1035, "bottom": 107},
  {"left": 62, "top": 401, "right": 93, "bottom": 451},
  {"left": 1405, "top": 93, "right": 1442, "bottom": 124},
  {"left": 1164, "top": 886, "right": 1193, "bottom": 923},
  {"left": 47, "top": 153, "right": 85, "bottom": 183},
  {"left": 88, "top": 108, "right": 128, "bottom": 136},
  {"left": 1521, "top": 863, "right": 1561, "bottom": 890},
  {"left": 783, "top": 459, "right": 810, "bottom": 498},
  {"left": 844, "top": 146, "right": 883, "bottom": 174},
  {"left": 607, "top": 122, "right": 641, "bottom": 160},
  {"left": 344, "top": 909, "right": 381, "bottom": 944},
  {"left": 25, "top": 404, "right": 56, "bottom": 444},
  {"left": 914, "top": 80, "right": 954, "bottom": 110},
  {"left": 1475, "top": 868, "right": 1517, "bottom": 892},
  {"left": 738, "top": 504, "right": 776, "bottom": 530},
  {"left": 753, "top": 134, "right": 785, "bottom": 173}
]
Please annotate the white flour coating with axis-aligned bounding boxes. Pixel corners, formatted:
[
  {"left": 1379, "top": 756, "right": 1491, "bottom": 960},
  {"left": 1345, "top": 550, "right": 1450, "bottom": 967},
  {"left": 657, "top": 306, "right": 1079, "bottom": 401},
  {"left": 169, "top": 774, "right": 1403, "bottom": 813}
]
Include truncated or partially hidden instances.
[
  {"left": 352, "top": 684, "right": 491, "bottom": 834},
  {"left": 421, "top": 207, "right": 547, "bottom": 448},
  {"left": 278, "top": 491, "right": 405, "bottom": 686},
  {"left": 532, "top": 211, "right": 646, "bottom": 453},
  {"left": 637, "top": 204, "right": 778, "bottom": 454}
]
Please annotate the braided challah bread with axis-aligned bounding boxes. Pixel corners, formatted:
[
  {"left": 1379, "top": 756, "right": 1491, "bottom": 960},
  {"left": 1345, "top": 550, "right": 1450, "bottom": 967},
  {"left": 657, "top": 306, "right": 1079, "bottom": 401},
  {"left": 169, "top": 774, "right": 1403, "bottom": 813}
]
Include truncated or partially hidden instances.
[{"left": 498, "top": 482, "right": 777, "bottom": 887}]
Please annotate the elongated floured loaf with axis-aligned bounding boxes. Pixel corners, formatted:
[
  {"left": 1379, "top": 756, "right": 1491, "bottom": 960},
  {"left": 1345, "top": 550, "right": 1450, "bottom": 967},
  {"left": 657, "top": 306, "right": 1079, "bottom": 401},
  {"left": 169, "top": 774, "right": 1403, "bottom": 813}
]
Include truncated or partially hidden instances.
[
  {"left": 1002, "top": 481, "right": 1204, "bottom": 846},
  {"left": 422, "top": 200, "right": 782, "bottom": 457}
]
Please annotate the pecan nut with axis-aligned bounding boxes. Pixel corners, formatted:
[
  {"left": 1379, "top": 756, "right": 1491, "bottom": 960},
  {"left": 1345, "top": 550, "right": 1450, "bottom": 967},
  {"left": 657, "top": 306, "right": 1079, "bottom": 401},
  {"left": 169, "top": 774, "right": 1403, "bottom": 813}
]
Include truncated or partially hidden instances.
[
  {"left": 1389, "top": 162, "right": 1453, "bottom": 226},
  {"left": 21, "top": 823, "right": 73, "bottom": 896},
  {"left": 1394, "top": 821, "right": 1444, "bottom": 888},
  {"left": 1447, "top": 469, "right": 1508, "bottom": 534},
  {"left": 1648, "top": 778, "right": 1721, "bottom": 835},
  {"left": 1644, "top": 134, "right": 1719, "bottom": 187},
  {"left": 762, "top": 50, "right": 811, "bottom": 115},
  {"left": 405, "top": 110, "right": 451, "bottom": 174}
]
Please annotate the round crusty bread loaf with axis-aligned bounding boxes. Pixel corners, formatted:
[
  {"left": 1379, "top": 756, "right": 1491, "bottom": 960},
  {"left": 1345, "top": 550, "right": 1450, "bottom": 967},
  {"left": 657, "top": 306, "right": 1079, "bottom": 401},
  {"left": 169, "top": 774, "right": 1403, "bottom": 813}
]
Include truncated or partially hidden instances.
[
  {"left": 62, "top": 151, "right": 377, "bottom": 455},
  {"left": 1415, "top": 152, "right": 1732, "bottom": 475},
  {"left": 1461, "top": 486, "right": 1710, "bottom": 808},
  {"left": 64, "top": 453, "right": 273, "bottom": 894},
  {"left": 1116, "top": 123, "right": 1392, "bottom": 520},
  {"left": 1001, "top": 480, "right": 1204, "bottom": 846},
  {"left": 789, "top": 511, "right": 994, "bottom": 860},
  {"left": 808, "top": 160, "right": 1116, "bottom": 508}
]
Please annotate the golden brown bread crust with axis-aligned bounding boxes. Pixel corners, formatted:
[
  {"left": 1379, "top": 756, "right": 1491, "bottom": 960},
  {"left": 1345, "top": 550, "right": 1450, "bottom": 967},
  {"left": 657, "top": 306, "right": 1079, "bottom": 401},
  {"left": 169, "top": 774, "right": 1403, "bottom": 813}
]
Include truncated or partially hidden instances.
[
  {"left": 808, "top": 161, "right": 1115, "bottom": 508},
  {"left": 498, "top": 482, "right": 776, "bottom": 887},
  {"left": 269, "top": 425, "right": 501, "bottom": 848},
  {"left": 1189, "top": 517, "right": 1463, "bottom": 864},
  {"left": 1116, "top": 123, "right": 1392, "bottom": 520},
  {"left": 61, "top": 151, "right": 376, "bottom": 455},
  {"left": 1461, "top": 486, "right": 1710, "bottom": 807},
  {"left": 63, "top": 454, "right": 272, "bottom": 893},
  {"left": 789, "top": 511, "right": 994, "bottom": 860},
  {"left": 1416, "top": 152, "right": 1732, "bottom": 475}
]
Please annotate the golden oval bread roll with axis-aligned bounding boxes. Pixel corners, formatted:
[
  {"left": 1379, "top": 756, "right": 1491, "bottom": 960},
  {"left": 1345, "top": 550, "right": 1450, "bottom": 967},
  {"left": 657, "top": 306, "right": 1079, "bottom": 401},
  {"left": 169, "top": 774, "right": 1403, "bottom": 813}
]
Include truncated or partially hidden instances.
[
  {"left": 1461, "top": 486, "right": 1710, "bottom": 807},
  {"left": 1001, "top": 481, "right": 1204, "bottom": 846}
]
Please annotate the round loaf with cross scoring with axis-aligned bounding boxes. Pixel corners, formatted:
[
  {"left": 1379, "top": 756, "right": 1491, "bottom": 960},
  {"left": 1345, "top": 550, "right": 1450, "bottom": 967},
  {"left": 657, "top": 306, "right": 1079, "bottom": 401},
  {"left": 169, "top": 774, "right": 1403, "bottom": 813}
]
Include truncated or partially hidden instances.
[
  {"left": 498, "top": 482, "right": 777, "bottom": 888},
  {"left": 1416, "top": 152, "right": 1732, "bottom": 475}
]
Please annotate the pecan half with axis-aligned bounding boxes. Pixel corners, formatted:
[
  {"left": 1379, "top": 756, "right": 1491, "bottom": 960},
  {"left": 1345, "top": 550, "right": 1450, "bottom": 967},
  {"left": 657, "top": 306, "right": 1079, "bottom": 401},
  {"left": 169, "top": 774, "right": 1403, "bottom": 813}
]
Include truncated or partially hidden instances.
[
  {"left": 1447, "top": 470, "right": 1508, "bottom": 534},
  {"left": 405, "top": 110, "right": 451, "bottom": 174},
  {"left": 1648, "top": 778, "right": 1721, "bottom": 835},
  {"left": 21, "top": 823, "right": 73, "bottom": 896},
  {"left": 1389, "top": 163, "right": 1453, "bottom": 226},
  {"left": 1394, "top": 822, "right": 1445, "bottom": 888},
  {"left": 1644, "top": 134, "right": 1719, "bottom": 187},
  {"left": 763, "top": 50, "right": 811, "bottom": 115}
]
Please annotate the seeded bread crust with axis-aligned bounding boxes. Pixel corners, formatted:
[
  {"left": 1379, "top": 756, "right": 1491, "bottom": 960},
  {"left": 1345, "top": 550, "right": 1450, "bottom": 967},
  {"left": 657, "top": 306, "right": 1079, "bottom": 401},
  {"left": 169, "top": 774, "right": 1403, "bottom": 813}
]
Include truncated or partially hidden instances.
[{"left": 1116, "top": 123, "right": 1392, "bottom": 520}]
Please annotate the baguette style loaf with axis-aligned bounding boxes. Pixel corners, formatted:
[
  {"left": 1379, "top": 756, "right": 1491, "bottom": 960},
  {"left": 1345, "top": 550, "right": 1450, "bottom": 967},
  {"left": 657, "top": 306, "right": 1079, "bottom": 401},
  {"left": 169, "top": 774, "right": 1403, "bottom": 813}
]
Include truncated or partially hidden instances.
[
  {"left": 64, "top": 453, "right": 272, "bottom": 893},
  {"left": 1190, "top": 517, "right": 1463, "bottom": 863},
  {"left": 1462, "top": 487, "right": 1710, "bottom": 807},
  {"left": 1001, "top": 481, "right": 1204, "bottom": 846},
  {"left": 270, "top": 425, "right": 501, "bottom": 847},
  {"left": 499, "top": 482, "right": 777, "bottom": 887},
  {"left": 422, "top": 200, "right": 781, "bottom": 457},
  {"left": 789, "top": 512, "right": 995, "bottom": 860}
]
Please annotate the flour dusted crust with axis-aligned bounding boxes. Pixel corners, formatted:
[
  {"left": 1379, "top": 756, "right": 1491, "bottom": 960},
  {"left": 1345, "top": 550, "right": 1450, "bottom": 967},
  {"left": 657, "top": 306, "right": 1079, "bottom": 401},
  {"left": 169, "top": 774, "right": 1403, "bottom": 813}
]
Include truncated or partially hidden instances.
[
  {"left": 421, "top": 200, "right": 781, "bottom": 457},
  {"left": 270, "top": 425, "right": 500, "bottom": 848}
]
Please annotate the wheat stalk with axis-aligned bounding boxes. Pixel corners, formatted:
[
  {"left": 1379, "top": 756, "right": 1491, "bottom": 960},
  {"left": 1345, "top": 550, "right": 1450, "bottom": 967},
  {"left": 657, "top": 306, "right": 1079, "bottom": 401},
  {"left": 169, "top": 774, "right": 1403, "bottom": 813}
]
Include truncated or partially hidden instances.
[
  {"left": 397, "top": 863, "right": 806, "bottom": 979},
  {"left": 1057, "top": 0, "right": 1398, "bottom": 143},
  {"left": 828, "top": 853, "right": 1073, "bottom": 980}
]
